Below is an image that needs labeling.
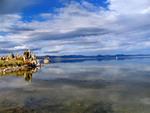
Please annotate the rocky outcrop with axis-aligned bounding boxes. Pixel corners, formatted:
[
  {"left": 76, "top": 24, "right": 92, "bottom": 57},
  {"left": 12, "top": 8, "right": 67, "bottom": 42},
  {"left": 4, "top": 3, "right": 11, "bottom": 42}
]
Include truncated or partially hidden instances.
[
  {"left": 0, "top": 50, "right": 39, "bottom": 68},
  {"left": 43, "top": 57, "right": 50, "bottom": 64},
  {"left": 0, "top": 50, "right": 40, "bottom": 75}
]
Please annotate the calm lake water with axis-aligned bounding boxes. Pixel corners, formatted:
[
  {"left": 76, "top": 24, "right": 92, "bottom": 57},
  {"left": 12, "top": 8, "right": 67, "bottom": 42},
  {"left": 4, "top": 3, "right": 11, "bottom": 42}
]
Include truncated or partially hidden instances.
[{"left": 0, "top": 59, "right": 150, "bottom": 113}]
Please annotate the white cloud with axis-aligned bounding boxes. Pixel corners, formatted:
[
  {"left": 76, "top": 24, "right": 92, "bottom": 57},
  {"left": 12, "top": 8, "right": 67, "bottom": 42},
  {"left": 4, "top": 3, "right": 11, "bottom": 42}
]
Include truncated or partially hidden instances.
[
  {"left": 108, "top": 0, "right": 150, "bottom": 14},
  {"left": 0, "top": 0, "right": 150, "bottom": 55},
  {"left": 141, "top": 6, "right": 150, "bottom": 14},
  {"left": 0, "top": 14, "right": 21, "bottom": 32}
]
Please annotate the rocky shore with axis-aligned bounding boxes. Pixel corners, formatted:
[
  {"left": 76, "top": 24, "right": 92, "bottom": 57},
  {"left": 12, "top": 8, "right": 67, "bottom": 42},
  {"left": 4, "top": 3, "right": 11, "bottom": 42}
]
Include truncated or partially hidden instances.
[
  {"left": 0, "top": 50, "right": 40, "bottom": 74},
  {"left": 0, "top": 65, "right": 36, "bottom": 74}
]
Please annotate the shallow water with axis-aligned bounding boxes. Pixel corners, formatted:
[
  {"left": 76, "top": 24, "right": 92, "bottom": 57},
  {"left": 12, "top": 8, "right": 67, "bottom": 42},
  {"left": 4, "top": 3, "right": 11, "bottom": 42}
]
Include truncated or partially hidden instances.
[{"left": 0, "top": 59, "right": 150, "bottom": 113}]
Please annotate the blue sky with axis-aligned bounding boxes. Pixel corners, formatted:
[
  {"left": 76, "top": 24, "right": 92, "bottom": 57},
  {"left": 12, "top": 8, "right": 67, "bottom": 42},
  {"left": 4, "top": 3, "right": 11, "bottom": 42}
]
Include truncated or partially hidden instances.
[{"left": 0, "top": 0, "right": 150, "bottom": 55}]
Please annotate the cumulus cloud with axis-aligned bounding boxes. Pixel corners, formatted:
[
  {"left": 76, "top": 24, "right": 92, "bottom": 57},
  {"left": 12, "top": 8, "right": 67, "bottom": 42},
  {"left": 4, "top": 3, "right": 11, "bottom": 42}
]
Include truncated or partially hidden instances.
[{"left": 0, "top": 0, "right": 150, "bottom": 55}]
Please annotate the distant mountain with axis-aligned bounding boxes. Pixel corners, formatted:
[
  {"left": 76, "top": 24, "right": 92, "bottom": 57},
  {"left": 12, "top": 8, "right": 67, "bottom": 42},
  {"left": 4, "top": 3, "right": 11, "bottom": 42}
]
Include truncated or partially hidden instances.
[{"left": 37, "top": 54, "right": 150, "bottom": 63}]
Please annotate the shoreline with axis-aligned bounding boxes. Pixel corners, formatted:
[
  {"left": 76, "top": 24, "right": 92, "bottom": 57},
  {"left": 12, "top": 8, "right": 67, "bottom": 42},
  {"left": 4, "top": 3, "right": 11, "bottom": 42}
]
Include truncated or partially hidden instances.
[{"left": 0, "top": 65, "right": 38, "bottom": 74}]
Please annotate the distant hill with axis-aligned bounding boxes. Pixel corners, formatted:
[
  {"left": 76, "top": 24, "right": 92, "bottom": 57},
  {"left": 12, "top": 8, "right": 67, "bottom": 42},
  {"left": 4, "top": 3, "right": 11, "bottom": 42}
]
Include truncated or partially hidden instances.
[{"left": 37, "top": 54, "right": 150, "bottom": 63}]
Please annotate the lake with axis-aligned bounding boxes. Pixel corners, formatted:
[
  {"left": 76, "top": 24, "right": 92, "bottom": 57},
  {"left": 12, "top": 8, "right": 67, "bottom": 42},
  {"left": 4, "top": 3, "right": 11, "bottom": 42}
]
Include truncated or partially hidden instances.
[{"left": 0, "top": 59, "right": 150, "bottom": 113}]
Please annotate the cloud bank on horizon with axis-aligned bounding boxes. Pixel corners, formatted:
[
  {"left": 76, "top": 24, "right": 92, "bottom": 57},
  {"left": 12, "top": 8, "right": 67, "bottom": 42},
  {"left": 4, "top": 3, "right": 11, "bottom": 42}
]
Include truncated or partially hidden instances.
[{"left": 0, "top": 0, "right": 150, "bottom": 55}]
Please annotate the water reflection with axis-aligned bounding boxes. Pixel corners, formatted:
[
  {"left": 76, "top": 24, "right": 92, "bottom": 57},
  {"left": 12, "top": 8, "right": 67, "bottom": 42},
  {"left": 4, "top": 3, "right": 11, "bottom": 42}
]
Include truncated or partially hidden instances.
[
  {"left": 0, "top": 67, "right": 39, "bottom": 82},
  {"left": 0, "top": 59, "right": 150, "bottom": 113}
]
